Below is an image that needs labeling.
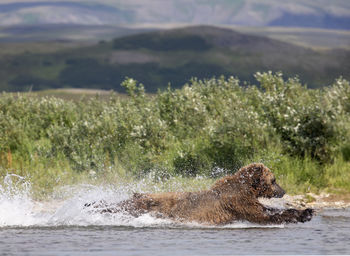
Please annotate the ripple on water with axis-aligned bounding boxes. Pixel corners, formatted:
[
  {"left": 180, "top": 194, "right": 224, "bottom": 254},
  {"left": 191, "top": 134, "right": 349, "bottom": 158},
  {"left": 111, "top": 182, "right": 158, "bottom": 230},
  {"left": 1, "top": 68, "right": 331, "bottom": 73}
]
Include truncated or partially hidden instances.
[{"left": 1, "top": 175, "right": 350, "bottom": 255}]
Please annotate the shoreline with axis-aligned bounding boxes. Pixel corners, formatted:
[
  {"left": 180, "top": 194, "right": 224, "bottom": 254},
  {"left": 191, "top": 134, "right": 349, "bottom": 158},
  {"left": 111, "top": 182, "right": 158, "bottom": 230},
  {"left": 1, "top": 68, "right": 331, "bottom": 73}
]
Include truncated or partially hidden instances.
[{"left": 284, "top": 193, "right": 350, "bottom": 209}]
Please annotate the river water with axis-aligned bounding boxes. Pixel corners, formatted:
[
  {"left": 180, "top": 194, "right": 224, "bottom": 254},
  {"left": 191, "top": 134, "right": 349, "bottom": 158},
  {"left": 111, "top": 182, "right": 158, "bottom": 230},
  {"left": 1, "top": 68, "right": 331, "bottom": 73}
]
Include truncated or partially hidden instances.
[{"left": 1, "top": 176, "right": 350, "bottom": 255}]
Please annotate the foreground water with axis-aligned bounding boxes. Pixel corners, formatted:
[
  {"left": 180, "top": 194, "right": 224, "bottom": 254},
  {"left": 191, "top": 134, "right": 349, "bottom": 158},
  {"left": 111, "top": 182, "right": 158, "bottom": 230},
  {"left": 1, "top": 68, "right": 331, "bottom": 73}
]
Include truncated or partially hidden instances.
[{"left": 1, "top": 175, "right": 350, "bottom": 255}]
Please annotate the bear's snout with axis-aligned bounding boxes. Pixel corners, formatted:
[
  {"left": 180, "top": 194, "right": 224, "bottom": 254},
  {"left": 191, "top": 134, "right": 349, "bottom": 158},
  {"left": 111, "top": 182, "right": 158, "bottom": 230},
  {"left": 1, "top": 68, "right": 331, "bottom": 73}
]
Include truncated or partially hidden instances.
[{"left": 273, "top": 184, "right": 285, "bottom": 198}]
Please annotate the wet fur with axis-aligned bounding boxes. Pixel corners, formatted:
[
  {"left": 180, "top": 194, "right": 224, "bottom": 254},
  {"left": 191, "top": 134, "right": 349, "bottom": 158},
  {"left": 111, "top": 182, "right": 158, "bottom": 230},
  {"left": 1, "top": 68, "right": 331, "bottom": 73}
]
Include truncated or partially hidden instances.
[{"left": 86, "top": 163, "right": 314, "bottom": 225}]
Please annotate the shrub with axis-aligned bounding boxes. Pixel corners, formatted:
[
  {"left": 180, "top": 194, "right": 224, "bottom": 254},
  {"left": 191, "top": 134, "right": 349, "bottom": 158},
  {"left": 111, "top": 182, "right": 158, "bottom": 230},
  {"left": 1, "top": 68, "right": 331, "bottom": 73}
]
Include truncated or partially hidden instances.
[
  {"left": 0, "top": 73, "right": 349, "bottom": 193},
  {"left": 255, "top": 72, "right": 339, "bottom": 163}
]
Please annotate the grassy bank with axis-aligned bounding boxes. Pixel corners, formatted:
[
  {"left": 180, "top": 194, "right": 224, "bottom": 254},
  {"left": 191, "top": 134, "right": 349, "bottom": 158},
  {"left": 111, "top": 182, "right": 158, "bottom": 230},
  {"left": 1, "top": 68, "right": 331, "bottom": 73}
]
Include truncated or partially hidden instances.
[{"left": 1, "top": 72, "right": 350, "bottom": 198}]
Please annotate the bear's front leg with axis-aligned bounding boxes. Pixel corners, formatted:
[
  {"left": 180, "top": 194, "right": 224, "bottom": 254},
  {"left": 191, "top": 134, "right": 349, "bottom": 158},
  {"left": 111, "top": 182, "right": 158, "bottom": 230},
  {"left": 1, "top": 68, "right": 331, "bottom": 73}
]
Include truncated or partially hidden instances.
[{"left": 270, "top": 208, "right": 314, "bottom": 223}]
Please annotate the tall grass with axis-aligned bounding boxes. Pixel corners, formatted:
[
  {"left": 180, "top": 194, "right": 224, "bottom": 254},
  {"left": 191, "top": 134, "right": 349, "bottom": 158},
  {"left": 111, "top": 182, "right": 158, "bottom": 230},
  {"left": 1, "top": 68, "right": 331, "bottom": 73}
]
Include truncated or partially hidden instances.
[{"left": 1, "top": 72, "right": 349, "bottom": 197}]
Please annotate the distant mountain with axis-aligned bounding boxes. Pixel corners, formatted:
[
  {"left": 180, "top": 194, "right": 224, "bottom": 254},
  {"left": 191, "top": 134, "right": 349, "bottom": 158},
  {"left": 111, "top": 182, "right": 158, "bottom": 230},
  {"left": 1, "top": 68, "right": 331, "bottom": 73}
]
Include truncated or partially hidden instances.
[
  {"left": 0, "top": 0, "right": 349, "bottom": 30},
  {"left": 0, "top": 24, "right": 151, "bottom": 42},
  {"left": 1, "top": 25, "right": 348, "bottom": 92}
]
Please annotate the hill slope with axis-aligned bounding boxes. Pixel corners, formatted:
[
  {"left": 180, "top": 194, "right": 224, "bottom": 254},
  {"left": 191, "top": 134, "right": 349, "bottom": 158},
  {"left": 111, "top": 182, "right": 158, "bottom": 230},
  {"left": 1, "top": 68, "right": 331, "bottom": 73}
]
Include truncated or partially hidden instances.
[
  {"left": 0, "top": 24, "right": 151, "bottom": 42},
  {"left": 0, "top": 26, "right": 349, "bottom": 92}
]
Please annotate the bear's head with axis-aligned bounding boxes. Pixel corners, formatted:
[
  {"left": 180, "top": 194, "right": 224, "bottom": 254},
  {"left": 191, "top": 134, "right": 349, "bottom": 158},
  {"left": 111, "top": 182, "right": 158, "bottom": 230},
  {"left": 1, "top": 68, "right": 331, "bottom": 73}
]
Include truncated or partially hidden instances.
[{"left": 211, "top": 163, "right": 285, "bottom": 198}]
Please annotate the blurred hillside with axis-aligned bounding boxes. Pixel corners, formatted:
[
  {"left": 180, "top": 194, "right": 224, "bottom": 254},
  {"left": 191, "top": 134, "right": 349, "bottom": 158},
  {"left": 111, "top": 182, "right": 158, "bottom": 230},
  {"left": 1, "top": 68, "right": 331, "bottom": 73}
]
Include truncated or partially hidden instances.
[
  {"left": 0, "top": 0, "right": 349, "bottom": 29},
  {"left": 0, "top": 25, "right": 348, "bottom": 92}
]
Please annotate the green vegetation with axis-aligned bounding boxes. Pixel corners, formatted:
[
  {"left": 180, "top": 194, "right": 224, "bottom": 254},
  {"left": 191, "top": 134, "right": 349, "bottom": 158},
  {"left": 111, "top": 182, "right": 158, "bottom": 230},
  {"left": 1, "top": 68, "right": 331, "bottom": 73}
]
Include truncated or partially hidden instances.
[{"left": 1, "top": 72, "right": 349, "bottom": 197}]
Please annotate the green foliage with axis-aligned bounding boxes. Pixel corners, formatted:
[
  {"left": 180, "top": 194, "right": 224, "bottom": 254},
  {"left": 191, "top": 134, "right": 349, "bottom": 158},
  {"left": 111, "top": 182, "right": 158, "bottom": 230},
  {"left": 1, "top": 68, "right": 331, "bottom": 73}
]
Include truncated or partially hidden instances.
[
  {"left": 255, "top": 72, "right": 337, "bottom": 162},
  {"left": 1, "top": 72, "right": 350, "bottom": 193},
  {"left": 342, "top": 145, "right": 350, "bottom": 162}
]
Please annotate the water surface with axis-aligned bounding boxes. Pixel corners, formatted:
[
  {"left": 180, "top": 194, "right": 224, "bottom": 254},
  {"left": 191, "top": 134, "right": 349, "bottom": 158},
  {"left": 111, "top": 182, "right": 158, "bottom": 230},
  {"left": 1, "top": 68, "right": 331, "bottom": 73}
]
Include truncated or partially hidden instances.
[{"left": 1, "top": 177, "right": 349, "bottom": 255}]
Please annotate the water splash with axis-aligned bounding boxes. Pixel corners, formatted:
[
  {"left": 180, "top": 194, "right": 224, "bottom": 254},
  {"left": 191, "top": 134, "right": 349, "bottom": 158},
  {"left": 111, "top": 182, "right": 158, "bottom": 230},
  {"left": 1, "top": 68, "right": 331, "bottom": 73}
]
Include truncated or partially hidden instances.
[
  {"left": 0, "top": 174, "right": 284, "bottom": 229},
  {"left": 0, "top": 174, "right": 47, "bottom": 226}
]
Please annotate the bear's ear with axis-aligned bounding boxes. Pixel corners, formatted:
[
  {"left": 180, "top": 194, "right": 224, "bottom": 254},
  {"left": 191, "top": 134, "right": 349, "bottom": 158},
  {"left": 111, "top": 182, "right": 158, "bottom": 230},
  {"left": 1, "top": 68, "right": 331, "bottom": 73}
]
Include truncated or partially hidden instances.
[{"left": 243, "top": 164, "right": 265, "bottom": 190}]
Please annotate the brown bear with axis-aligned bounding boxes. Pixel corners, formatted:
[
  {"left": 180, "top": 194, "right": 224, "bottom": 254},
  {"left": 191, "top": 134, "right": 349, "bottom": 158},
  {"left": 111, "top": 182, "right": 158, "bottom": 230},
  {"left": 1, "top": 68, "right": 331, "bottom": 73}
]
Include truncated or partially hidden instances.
[{"left": 86, "top": 163, "right": 314, "bottom": 225}]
